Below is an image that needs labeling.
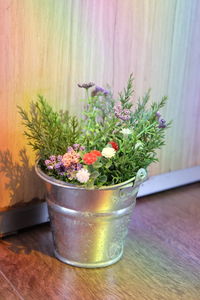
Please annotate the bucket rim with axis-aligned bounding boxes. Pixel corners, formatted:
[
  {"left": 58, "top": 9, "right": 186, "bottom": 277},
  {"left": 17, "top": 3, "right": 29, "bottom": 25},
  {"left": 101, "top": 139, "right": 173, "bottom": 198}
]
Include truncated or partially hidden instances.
[{"left": 35, "top": 162, "right": 136, "bottom": 190}]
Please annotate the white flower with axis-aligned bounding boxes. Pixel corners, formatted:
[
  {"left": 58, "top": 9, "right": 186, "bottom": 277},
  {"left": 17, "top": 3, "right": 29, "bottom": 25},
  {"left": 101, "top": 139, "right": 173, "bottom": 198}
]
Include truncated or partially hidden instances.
[
  {"left": 120, "top": 128, "right": 132, "bottom": 135},
  {"left": 135, "top": 141, "right": 143, "bottom": 150},
  {"left": 76, "top": 168, "right": 90, "bottom": 183},
  {"left": 102, "top": 147, "right": 116, "bottom": 158}
]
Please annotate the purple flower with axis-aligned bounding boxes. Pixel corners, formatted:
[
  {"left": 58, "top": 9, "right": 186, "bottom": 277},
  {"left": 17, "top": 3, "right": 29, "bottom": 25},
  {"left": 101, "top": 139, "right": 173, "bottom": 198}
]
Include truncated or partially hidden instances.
[
  {"left": 114, "top": 104, "right": 131, "bottom": 121},
  {"left": 57, "top": 171, "right": 66, "bottom": 176},
  {"left": 156, "top": 111, "right": 161, "bottom": 118},
  {"left": 77, "top": 82, "right": 95, "bottom": 89},
  {"left": 123, "top": 109, "right": 130, "bottom": 115},
  {"left": 45, "top": 155, "right": 65, "bottom": 173},
  {"left": 156, "top": 111, "right": 167, "bottom": 128},
  {"left": 72, "top": 144, "right": 85, "bottom": 151},
  {"left": 57, "top": 155, "right": 63, "bottom": 161},
  {"left": 45, "top": 159, "right": 54, "bottom": 170},
  {"left": 67, "top": 146, "right": 74, "bottom": 152},
  {"left": 56, "top": 164, "right": 66, "bottom": 176},
  {"left": 54, "top": 162, "right": 62, "bottom": 169},
  {"left": 76, "top": 163, "right": 83, "bottom": 171},
  {"left": 53, "top": 160, "right": 66, "bottom": 176},
  {"left": 45, "top": 159, "right": 51, "bottom": 166},
  {"left": 47, "top": 165, "right": 54, "bottom": 170},
  {"left": 95, "top": 86, "right": 109, "bottom": 95},
  {"left": 158, "top": 117, "right": 167, "bottom": 128},
  {"left": 91, "top": 86, "right": 109, "bottom": 97},
  {"left": 73, "top": 144, "right": 80, "bottom": 151},
  {"left": 44, "top": 152, "right": 83, "bottom": 180},
  {"left": 49, "top": 155, "right": 56, "bottom": 162},
  {"left": 95, "top": 86, "right": 105, "bottom": 93}
]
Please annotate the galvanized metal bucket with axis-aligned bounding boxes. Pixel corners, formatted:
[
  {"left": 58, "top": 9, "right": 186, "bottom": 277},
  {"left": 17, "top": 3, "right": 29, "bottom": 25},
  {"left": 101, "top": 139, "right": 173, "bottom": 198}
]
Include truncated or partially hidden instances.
[{"left": 35, "top": 165, "right": 147, "bottom": 268}]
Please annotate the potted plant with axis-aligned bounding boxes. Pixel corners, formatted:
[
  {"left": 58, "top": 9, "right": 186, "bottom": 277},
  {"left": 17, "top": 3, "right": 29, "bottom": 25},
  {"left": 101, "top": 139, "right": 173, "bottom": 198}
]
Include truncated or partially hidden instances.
[{"left": 18, "top": 74, "right": 170, "bottom": 268}]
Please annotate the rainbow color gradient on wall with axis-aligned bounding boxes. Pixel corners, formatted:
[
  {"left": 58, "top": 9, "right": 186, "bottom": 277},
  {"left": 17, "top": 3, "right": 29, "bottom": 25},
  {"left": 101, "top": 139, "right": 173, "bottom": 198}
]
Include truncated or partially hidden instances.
[{"left": 0, "top": 0, "right": 200, "bottom": 209}]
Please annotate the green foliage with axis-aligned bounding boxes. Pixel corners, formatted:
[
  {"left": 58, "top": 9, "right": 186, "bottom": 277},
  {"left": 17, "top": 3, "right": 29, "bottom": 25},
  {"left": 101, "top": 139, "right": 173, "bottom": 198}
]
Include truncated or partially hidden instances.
[
  {"left": 119, "top": 73, "right": 134, "bottom": 110},
  {"left": 18, "top": 95, "right": 80, "bottom": 160},
  {"left": 18, "top": 75, "right": 171, "bottom": 188},
  {"left": 78, "top": 91, "right": 117, "bottom": 149},
  {"left": 77, "top": 74, "right": 171, "bottom": 186}
]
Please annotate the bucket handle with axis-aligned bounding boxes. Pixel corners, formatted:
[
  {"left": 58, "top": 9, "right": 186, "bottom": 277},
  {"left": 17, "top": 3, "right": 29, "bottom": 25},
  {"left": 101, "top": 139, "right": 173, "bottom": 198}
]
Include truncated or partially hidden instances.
[{"left": 120, "top": 168, "right": 148, "bottom": 189}]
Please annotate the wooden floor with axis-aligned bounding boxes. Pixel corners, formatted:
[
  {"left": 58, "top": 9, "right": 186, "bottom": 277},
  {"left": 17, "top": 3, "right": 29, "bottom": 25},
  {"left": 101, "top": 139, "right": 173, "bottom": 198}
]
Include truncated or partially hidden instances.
[{"left": 0, "top": 183, "right": 200, "bottom": 300}]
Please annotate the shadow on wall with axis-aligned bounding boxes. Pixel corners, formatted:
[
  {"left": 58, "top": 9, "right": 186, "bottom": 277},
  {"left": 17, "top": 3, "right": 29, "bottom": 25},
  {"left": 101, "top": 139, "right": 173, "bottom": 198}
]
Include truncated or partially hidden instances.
[{"left": 0, "top": 148, "right": 46, "bottom": 208}]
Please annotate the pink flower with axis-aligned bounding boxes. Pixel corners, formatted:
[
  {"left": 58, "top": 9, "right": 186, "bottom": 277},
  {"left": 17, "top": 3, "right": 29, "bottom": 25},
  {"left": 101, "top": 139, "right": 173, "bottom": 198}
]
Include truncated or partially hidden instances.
[{"left": 62, "top": 150, "right": 80, "bottom": 168}]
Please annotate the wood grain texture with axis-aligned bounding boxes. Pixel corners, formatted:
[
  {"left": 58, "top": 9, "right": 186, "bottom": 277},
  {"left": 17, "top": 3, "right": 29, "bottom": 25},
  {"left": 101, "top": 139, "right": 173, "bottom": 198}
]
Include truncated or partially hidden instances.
[
  {"left": 0, "top": 0, "right": 200, "bottom": 208},
  {"left": 0, "top": 272, "right": 22, "bottom": 300},
  {"left": 0, "top": 184, "right": 199, "bottom": 299}
]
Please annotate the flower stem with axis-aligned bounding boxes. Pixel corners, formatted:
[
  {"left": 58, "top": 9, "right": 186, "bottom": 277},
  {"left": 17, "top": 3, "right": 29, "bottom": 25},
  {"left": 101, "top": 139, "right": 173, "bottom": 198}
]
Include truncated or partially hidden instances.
[{"left": 136, "top": 121, "right": 157, "bottom": 138}]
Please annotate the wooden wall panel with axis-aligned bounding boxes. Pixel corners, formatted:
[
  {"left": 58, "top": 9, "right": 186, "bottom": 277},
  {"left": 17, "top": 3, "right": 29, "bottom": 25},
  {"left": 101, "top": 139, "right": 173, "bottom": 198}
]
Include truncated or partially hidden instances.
[{"left": 0, "top": 0, "right": 200, "bottom": 209}]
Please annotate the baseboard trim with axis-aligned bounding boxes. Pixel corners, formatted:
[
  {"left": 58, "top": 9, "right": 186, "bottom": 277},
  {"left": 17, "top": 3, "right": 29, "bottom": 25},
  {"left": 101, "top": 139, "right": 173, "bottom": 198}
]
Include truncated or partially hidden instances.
[
  {"left": 0, "top": 202, "right": 49, "bottom": 237},
  {"left": 0, "top": 166, "right": 199, "bottom": 236},
  {"left": 138, "top": 166, "right": 200, "bottom": 197}
]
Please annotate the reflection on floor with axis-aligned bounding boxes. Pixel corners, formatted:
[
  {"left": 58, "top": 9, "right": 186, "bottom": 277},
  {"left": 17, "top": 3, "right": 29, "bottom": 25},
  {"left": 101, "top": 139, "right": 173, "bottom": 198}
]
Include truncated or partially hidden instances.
[{"left": 0, "top": 183, "right": 200, "bottom": 300}]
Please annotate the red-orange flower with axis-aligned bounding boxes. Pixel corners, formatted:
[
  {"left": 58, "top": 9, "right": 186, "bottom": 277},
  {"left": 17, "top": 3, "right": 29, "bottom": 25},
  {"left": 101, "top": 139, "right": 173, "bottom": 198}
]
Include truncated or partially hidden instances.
[
  {"left": 83, "top": 152, "right": 98, "bottom": 165},
  {"left": 90, "top": 150, "right": 102, "bottom": 157},
  {"left": 108, "top": 141, "right": 119, "bottom": 151}
]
